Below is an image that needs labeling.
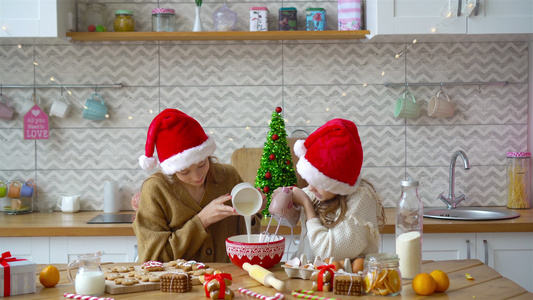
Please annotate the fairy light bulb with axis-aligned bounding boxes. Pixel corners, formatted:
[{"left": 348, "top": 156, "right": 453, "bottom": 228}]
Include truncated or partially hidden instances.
[
  {"left": 395, "top": 53, "right": 401, "bottom": 59},
  {"left": 342, "top": 92, "right": 346, "bottom": 97},
  {"left": 363, "top": 83, "right": 368, "bottom": 87},
  {"left": 50, "top": 76, "right": 55, "bottom": 82},
  {"left": 17, "top": 44, "right": 22, "bottom": 49},
  {"left": 325, "top": 107, "right": 330, "bottom": 112},
  {"left": 412, "top": 39, "right": 417, "bottom": 44},
  {"left": 431, "top": 28, "right": 437, "bottom": 33},
  {"left": 381, "top": 71, "right": 386, "bottom": 76},
  {"left": 245, "top": 126, "right": 250, "bottom": 130},
  {"left": 33, "top": 61, "right": 38, "bottom": 66}
]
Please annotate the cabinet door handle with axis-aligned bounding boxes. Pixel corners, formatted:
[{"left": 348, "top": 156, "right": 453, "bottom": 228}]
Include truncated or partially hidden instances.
[
  {"left": 474, "top": 0, "right": 480, "bottom": 16},
  {"left": 466, "top": 240, "right": 471, "bottom": 259},
  {"left": 483, "top": 239, "right": 488, "bottom": 265},
  {"left": 457, "top": 0, "right": 462, "bottom": 16}
]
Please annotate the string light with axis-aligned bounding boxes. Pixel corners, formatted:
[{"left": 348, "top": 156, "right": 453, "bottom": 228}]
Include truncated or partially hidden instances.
[
  {"left": 325, "top": 107, "right": 330, "bottom": 112},
  {"left": 245, "top": 126, "right": 250, "bottom": 130},
  {"left": 362, "top": 83, "right": 368, "bottom": 87}
]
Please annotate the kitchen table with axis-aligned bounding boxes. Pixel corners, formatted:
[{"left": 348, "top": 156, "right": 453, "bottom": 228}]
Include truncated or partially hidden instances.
[{"left": 17, "top": 259, "right": 532, "bottom": 299}]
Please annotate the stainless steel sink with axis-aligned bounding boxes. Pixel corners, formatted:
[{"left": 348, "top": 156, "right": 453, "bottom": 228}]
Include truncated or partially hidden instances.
[{"left": 423, "top": 207, "right": 520, "bottom": 221}]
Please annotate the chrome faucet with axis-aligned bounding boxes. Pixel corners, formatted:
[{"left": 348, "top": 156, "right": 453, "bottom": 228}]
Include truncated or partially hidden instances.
[{"left": 438, "top": 150, "right": 470, "bottom": 208}]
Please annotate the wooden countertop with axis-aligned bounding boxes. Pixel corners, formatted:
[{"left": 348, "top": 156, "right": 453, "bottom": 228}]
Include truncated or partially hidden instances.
[
  {"left": 1, "top": 207, "right": 532, "bottom": 237},
  {"left": 20, "top": 259, "right": 533, "bottom": 299}
]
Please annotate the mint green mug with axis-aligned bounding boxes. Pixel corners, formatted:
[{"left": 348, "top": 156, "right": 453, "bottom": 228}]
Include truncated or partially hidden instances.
[
  {"left": 82, "top": 93, "right": 108, "bottom": 121},
  {"left": 394, "top": 91, "right": 420, "bottom": 119}
]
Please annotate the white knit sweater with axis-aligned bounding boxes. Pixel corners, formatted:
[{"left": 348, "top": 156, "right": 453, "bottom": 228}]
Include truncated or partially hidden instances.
[{"left": 293, "top": 181, "right": 382, "bottom": 261}]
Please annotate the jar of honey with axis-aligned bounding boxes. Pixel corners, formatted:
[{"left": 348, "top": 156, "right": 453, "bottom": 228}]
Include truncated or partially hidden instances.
[{"left": 114, "top": 10, "right": 135, "bottom": 32}]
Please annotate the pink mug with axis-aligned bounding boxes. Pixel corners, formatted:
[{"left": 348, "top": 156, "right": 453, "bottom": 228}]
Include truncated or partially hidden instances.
[{"left": 0, "top": 94, "right": 14, "bottom": 120}]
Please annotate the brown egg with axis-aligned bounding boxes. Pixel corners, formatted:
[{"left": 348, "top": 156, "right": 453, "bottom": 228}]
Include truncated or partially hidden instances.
[
  {"left": 323, "top": 257, "right": 331, "bottom": 264},
  {"left": 352, "top": 258, "right": 364, "bottom": 273},
  {"left": 331, "top": 260, "right": 343, "bottom": 271}
]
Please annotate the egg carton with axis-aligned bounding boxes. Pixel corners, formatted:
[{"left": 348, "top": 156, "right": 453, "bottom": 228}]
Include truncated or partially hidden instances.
[{"left": 282, "top": 265, "right": 315, "bottom": 279}]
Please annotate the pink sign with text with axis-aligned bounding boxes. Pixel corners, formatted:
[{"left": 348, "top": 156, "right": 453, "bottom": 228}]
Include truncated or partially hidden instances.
[{"left": 24, "top": 105, "right": 49, "bottom": 140}]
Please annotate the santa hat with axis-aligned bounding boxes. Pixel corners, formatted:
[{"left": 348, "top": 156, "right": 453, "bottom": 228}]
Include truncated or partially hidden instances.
[
  {"left": 138, "top": 109, "right": 216, "bottom": 175},
  {"left": 294, "top": 119, "right": 363, "bottom": 195}
]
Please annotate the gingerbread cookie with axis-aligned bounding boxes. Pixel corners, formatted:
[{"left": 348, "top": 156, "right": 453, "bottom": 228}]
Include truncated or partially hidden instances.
[
  {"left": 142, "top": 260, "right": 164, "bottom": 272},
  {"left": 114, "top": 278, "right": 139, "bottom": 285},
  {"left": 160, "top": 272, "right": 192, "bottom": 293},
  {"left": 204, "top": 273, "right": 234, "bottom": 300},
  {"left": 310, "top": 265, "right": 335, "bottom": 292}
]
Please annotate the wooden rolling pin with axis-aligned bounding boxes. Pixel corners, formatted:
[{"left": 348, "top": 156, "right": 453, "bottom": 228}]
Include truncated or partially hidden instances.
[{"left": 242, "top": 263, "right": 286, "bottom": 292}]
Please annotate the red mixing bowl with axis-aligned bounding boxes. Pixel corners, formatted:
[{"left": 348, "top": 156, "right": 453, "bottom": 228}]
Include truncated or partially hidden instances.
[{"left": 225, "top": 234, "right": 285, "bottom": 269}]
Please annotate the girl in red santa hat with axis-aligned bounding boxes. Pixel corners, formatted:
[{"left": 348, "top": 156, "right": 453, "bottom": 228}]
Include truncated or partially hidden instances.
[
  {"left": 133, "top": 109, "right": 265, "bottom": 263},
  {"left": 276, "top": 118, "right": 386, "bottom": 262}
]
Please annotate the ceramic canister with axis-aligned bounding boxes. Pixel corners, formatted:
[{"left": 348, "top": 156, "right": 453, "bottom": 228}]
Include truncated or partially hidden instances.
[
  {"left": 279, "top": 7, "right": 297, "bottom": 31},
  {"left": 250, "top": 7, "right": 268, "bottom": 31},
  {"left": 306, "top": 8, "right": 326, "bottom": 31}
]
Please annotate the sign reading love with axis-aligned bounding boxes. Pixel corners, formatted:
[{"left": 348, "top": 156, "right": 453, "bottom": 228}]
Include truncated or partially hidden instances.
[{"left": 24, "top": 105, "right": 49, "bottom": 140}]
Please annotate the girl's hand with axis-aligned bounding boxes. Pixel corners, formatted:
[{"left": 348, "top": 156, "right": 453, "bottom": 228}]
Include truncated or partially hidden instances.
[
  {"left": 257, "top": 187, "right": 268, "bottom": 212},
  {"left": 291, "top": 187, "right": 311, "bottom": 207},
  {"left": 198, "top": 194, "right": 238, "bottom": 228}
]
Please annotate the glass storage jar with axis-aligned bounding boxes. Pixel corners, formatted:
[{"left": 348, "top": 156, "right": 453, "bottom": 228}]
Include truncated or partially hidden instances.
[
  {"left": 152, "top": 8, "right": 175, "bottom": 32},
  {"left": 114, "top": 10, "right": 135, "bottom": 32},
  {"left": 83, "top": 3, "right": 106, "bottom": 32},
  {"left": 213, "top": 2, "right": 237, "bottom": 31},
  {"left": 362, "top": 253, "right": 402, "bottom": 296},
  {"left": 506, "top": 151, "right": 531, "bottom": 209}
]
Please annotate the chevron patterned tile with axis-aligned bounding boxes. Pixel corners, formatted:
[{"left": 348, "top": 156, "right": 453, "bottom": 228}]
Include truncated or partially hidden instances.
[
  {"left": 0, "top": 129, "right": 36, "bottom": 170},
  {"left": 36, "top": 128, "right": 145, "bottom": 170},
  {"left": 284, "top": 85, "right": 403, "bottom": 126},
  {"left": 205, "top": 126, "right": 270, "bottom": 164},
  {"left": 406, "top": 124, "right": 526, "bottom": 167},
  {"left": 283, "top": 43, "right": 405, "bottom": 85},
  {"left": 160, "top": 43, "right": 282, "bottom": 86},
  {"left": 37, "top": 169, "right": 147, "bottom": 211},
  {"left": 406, "top": 42, "right": 528, "bottom": 83},
  {"left": 361, "top": 167, "right": 406, "bottom": 207},
  {"left": 402, "top": 84, "right": 528, "bottom": 125},
  {"left": 0, "top": 44, "right": 34, "bottom": 84},
  {"left": 34, "top": 44, "right": 159, "bottom": 86},
  {"left": 160, "top": 86, "right": 282, "bottom": 127},
  {"left": 407, "top": 165, "right": 505, "bottom": 207}
]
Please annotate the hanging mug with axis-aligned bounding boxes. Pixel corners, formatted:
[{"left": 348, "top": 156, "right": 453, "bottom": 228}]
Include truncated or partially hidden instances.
[
  {"left": 20, "top": 180, "right": 35, "bottom": 198},
  {"left": 0, "top": 94, "right": 14, "bottom": 120},
  {"left": 7, "top": 180, "right": 22, "bottom": 198},
  {"left": 0, "top": 181, "right": 7, "bottom": 198},
  {"left": 50, "top": 94, "right": 71, "bottom": 118},
  {"left": 394, "top": 91, "right": 420, "bottom": 119},
  {"left": 82, "top": 93, "right": 108, "bottom": 121},
  {"left": 428, "top": 90, "right": 455, "bottom": 118},
  {"left": 21, "top": 93, "right": 41, "bottom": 115}
]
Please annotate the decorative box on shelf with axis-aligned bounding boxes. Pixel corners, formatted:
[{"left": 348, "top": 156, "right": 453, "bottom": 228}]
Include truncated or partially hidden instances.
[{"left": 0, "top": 252, "right": 36, "bottom": 297}]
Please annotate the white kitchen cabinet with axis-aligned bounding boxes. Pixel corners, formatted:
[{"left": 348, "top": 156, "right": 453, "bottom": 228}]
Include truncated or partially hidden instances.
[
  {"left": 476, "top": 232, "right": 533, "bottom": 292},
  {"left": 366, "top": 0, "right": 533, "bottom": 38},
  {"left": 0, "top": 0, "right": 75, "bottom": 38},
  {"left": 0, "top": 236, "right": 49, "bottom": 263},
  {"left": 49, "top": 236, "right": 138, "bottom": 264}
]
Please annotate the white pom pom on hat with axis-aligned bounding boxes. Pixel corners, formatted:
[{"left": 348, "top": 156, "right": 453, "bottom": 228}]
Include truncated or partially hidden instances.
[
  {"left": 139, "top": 109, "right": 216, "bottom": 175},
  {"left": 295, "top": 118, "right": 363, "bottom": 195}
]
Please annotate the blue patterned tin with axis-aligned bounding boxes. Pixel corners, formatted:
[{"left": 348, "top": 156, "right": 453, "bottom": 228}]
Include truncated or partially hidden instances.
[{"left": 306, "top": 8, "right": 326, "bottom": 31}]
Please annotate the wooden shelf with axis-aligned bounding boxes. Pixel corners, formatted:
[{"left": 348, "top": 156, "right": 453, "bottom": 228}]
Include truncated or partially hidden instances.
[{"left": 66, "top": 30, "right": 370, "bottom": 41}]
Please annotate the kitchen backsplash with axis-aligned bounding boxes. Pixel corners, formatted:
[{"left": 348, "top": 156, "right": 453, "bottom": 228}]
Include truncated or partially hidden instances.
[{"left": 0, "top": 1, "right": 528, "bottom": 211}]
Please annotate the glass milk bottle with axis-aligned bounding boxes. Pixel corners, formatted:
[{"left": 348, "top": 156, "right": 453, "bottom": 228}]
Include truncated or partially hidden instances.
[
  {"left": 395, "top": 177, "right": 423, "bottom": 280},
  {"left": 67, "top": 252, "right": 105, "bottom": 296}
]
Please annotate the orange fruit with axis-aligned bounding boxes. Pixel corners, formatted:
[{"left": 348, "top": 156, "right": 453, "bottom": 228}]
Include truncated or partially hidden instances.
[
  {"left": 412, "top": 273, "right": 437, "bottom": 296},
  {"left": 430, "top": 269, "right": 450, "bottom": 292},
  {"left": 39, "top": 265, "right": 60, "bottom": 287}
]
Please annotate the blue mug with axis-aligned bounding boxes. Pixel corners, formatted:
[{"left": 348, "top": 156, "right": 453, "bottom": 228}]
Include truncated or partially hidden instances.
[
  {"left": 20, "top": 180, "right": 35, "bottom": 198},
  {"left": 82, "top": 93, "right": 108, "bottom": 121}
]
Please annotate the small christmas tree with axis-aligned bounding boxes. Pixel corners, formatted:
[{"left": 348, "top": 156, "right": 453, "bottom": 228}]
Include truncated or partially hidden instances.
[{"left": 255, "top": 106, "right": 298, "bottom": 215}]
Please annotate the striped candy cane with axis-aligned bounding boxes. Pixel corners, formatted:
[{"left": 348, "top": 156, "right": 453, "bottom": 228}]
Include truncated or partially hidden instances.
[
  {"left": 291, "top": 289, "right": 340, "bottom": 300},
  {"left": 63, "top": 293, "right": 114, "bottom": 300},
  {"left": 238, "top": 287, "right": 285, "bottom": 300}
]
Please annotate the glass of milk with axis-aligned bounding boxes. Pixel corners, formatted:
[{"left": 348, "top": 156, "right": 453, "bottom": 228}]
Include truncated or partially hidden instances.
[{"left": 67, "top": 252, "right": 105, "bottom": 296}]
